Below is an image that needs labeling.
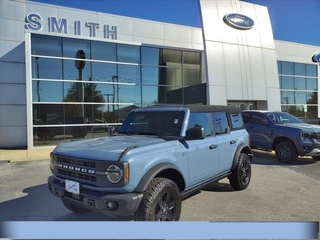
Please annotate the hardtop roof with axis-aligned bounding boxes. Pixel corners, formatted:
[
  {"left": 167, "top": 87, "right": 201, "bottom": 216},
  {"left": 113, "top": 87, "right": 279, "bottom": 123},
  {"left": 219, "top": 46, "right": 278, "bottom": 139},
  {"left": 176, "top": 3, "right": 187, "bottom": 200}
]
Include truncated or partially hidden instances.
[{"left": 140, "top": 104, "right": 242, "bottom": 114}]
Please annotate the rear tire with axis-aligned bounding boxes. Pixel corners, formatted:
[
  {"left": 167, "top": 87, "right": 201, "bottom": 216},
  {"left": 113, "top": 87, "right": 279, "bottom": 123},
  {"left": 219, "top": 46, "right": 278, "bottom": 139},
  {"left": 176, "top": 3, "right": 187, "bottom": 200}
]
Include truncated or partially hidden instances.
[
  {"left": 229, "top": 153, "right": 251, "bottom": 190},
  {"left": 134, "top": 177, "right": 181, "bottom": 221},
  {"left": 62, "top": 199, "right": 89, "bottom": 213},
  {"left": 275, "top": 141, "right": 298, "bottom": 163}
]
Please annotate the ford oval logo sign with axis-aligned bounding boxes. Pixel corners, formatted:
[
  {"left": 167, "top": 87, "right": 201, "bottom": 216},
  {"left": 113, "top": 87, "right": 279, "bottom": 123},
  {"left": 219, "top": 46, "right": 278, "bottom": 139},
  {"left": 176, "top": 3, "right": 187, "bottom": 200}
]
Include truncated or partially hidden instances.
[
  {"left": 223, "top": 13, "right": 254, "bottom": 30},
  {"left": 312, "top": 53, "right": 320, "bottom": 63}
]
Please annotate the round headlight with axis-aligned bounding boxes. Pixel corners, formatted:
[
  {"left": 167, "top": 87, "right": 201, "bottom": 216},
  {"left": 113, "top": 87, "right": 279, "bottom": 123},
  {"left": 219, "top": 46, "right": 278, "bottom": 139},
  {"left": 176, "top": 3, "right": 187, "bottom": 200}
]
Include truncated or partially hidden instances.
[{"left": 106, "top": 165, "right": 123, "bottom": 183}]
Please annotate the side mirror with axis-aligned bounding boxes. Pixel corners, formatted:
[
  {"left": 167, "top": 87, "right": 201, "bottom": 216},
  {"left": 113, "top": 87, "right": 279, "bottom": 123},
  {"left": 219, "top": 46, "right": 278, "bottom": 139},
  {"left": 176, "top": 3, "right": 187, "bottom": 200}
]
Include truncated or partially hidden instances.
[
  {"left": 186, "top": 127, "right": 205, "bottom": 140},
  {"left": 260, "top": 119, "right": 269, "bottom": 125}
]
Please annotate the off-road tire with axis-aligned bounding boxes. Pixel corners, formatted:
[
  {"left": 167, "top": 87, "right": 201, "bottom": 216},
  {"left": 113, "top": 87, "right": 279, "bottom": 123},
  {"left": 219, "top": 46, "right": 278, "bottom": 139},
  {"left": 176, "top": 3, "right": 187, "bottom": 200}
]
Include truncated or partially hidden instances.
[
  {"left": 229, "top": 153, "right": 251, "bottom": 190},
  {"left": 134, "top": 177, "right": 181, "bottom": 221},
  {"left": 62, "top": 199, "right": 89, "bottom": 213},
  {"left": 275, "top": 141, "right": 298, "bottom": 163}
]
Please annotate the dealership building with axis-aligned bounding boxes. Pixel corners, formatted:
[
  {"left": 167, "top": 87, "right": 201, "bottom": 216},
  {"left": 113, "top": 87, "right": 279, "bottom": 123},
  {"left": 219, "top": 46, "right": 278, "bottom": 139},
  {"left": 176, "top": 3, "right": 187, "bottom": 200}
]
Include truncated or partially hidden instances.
[{"left": 1, "top": 0, "right": 319, "bottom": 149}]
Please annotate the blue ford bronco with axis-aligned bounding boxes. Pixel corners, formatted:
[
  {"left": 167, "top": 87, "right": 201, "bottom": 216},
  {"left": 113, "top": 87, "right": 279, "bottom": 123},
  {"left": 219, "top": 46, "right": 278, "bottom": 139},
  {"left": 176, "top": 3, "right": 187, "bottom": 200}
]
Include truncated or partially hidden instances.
[
  {"left": 242, "top": 110, "right": 320, "bottom": 163},
  {"left": 48, "top": 105, "right": 253, "bottom": 221}
]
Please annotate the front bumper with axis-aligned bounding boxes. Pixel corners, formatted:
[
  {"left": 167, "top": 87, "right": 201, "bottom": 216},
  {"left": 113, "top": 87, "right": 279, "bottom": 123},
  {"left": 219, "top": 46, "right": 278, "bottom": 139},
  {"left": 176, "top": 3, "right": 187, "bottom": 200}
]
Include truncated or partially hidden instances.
[
  {"left": 48, "top": 176, "right": 143, "bottom": 217},
  {"left": 302, "top": 148, "right": 320, "bottom": 157}
]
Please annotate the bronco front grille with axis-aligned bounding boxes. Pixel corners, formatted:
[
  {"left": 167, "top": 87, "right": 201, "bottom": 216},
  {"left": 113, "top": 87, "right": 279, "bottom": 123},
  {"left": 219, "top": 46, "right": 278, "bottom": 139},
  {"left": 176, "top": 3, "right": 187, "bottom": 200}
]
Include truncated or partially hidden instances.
[
  {"left": 57, "top": 169, "right": 97, "bottom": 182},
  {"left": 55, "top": 156, "right": 98, "bottom": 183},
  {"left": 57, "top": 156, "right": 96, "bottom": 168}
]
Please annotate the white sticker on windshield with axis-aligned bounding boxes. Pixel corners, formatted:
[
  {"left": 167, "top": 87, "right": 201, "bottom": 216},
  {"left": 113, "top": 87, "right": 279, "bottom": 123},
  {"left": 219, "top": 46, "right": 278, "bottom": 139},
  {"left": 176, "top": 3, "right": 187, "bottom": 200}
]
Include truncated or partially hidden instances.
[{"left": 174, "top": 119, "right": 179, "bottom": 124}]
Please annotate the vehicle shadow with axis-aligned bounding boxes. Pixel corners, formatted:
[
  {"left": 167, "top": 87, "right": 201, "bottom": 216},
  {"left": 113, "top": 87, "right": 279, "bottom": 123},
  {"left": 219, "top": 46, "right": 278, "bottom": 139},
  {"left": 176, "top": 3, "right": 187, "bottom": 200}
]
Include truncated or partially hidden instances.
[
  {"left": 0, "top": 183, "right": 133, "bottom": 221},
  {"left": 251, "top": 149, "right": 317, "bottom": 166},
  {"left": 201, "top": 182, "right": 234, "bottom": 192}
]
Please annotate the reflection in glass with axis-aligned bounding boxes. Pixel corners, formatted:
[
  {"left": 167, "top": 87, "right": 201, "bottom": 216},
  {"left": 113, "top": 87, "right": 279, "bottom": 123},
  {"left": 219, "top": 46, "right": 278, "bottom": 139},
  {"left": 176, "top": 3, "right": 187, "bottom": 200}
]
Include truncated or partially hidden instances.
[
  {"left": 281, "top": 61, "right": 294, "bottom": 75},
  {"left": 63, "top": 38, "right": 90, "bottom": 58},
  {"left": 307, "top": 78, "right": 318, "bottom": 90},
  {"left": 32, "top": 81, "right": 63, "bottom": 102},
  {"left": 294, "top": 77, "right": 306, "bottom": 90},
  {"left": 281, "top": 91, "right": 294, "bottom": 104},
  {"left": 161, "top": 49, "right": 182, "bottom": 66},
  {"left": 306, "top": 64, "right": 317, "bottom": 77},
  {"left": 184, "top": 51, "right": 201, "bottom": 65},
  {"left": 294, "top": 63, "right": 306, "bottom": 76},
  {"left": 142, "top": 66, "right": 159, "bottom": 85},
  {"left": 91, "top": 41, "right": 116, "bottom": 61},
  {"left": 118, "top": 64, "right": 140, "bottom": 83},
  {"left": 141, "top": 47, "right": 160, "bottom": 65},
  {"left": 183, "top": 68, "right": 201, "bottom": 86},
  {"left": 31, "top": 35, "right": 62, "bottom": 57},
  {"left": 294, "top": 91, "right": 306, "bottom": 104},
  {"left": 92, "top": 62, "right": 117, "bottom": 82},
  {"left": 63, "top": 59, "right": 91, "bottom": 80},
  {"left": 117, "top": 44, "right": 140, "bottom": 63},
  {"left": 280, "top": 76, "right": 294, "bottom": 89},
  {"left": 32, "top": 57, "right": 62, "bottom": 79},
  {"left": 159, "top": 66, "right": 182, "bottom": 86}
]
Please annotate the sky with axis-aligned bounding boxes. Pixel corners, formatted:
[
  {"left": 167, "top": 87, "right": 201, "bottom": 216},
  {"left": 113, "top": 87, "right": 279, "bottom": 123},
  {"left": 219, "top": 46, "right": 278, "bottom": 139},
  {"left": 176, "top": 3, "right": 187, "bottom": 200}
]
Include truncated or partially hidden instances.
[{"left": 29, "top": 0, "right": 320, "bottom": 46}]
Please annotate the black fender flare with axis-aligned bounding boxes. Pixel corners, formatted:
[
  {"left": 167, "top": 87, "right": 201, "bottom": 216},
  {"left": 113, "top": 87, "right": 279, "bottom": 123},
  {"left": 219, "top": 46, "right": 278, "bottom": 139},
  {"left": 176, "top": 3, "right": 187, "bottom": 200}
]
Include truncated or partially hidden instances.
[
  {"left": 231, "top": 143, "right": 253, "bottom": 170},
  {"left": 134, "top": 162, "right": 185, "bottom": 193}
]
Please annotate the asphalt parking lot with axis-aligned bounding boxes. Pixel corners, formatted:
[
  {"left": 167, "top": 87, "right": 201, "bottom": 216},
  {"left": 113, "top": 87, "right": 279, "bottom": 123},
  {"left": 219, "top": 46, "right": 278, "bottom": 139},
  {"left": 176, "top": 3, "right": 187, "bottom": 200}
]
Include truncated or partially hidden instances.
[{"left": 0, "top": 149, "right": 319, "bottom": 222}]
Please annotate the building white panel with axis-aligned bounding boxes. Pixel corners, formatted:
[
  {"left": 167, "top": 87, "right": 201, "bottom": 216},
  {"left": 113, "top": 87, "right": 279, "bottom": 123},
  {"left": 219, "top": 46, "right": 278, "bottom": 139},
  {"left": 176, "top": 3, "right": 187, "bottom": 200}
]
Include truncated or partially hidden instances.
[
  {"left": 267, "top": 88, "right": 281, "bottom": 111},
  {"left": 98, "top": 14, "right": 133, "bottom": 36},
  {"left": 223, "top": 43, "right": 244, "bottom": 100},
  {"left": 279, "top": 41, "right": 299, "bottom": 57},
  {"left": 0, "top": 126, "right": 27, "bottom": 148},
  {"left": 254, "top": 5, "right": 274, "bottom": 49},
  {"left": 57, "top": 7, "right": 98, "bottom": 23},
  {"left": 0, "top": 83, "right": 26, "bottom": 105},
  {"left": 0, "top": 40, "right": 25, "bottom": 63},
  {"left": 248, "top": 46, "right": 267, "bottom": 100},
  {"left": 0, "top": 105, "right": 26, "bottom": 126},
  {"left": 163, "top": 40, "right": 192, "bottom": 49},
  {"left": 164, "top": 25, "right": 192, "bottom": 43},
  {"left": 0, "top": 19, "right": 25, "bottom": 41},
  {"left": 216, "top": 0, "right": 240, "bottom": 45},
  {"left": 240, "top": 2, "right": 261, "bottom": 48},
  {"left": 199, "top": 0, "right": 222, "bottom": 42},
  {"left": 0, "top": 0, "right": 26, "bottom": 21},
  {"left": 205, "top": 41, "right": 226, "bottom": 86},
  {"left": 133, "top": 20, "right": 164, "bottom": 40},
  {"left": 133, "top": 36, "right": 164, "bottom": 46},
  {"left": 262, "top": 48, "right": 280, "bottom": 88},
  {"left": 208, "top": 85, "right": 227, "bottom": 105},
  {"left": 192, "top": 29, "right": 204, "bottom": 46},
  {"left": 116, "top": 34, "right": 134, "bottom": 42},
  {"left": 0, "top": 62, "right": 26, "bottom": 84},
  {"left": 192, "top": 43, "right": 205, "bottom": 51}
]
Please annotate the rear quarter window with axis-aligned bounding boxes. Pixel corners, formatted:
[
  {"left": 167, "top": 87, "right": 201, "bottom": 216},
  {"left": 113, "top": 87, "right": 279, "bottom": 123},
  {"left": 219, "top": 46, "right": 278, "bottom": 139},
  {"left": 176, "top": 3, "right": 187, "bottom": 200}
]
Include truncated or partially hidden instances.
[
  {"left": 230, "top": 113, "right": 244, "bottom": 130},
  {"left": 211, "top": 112, "right": 229, "bottom": 135}
]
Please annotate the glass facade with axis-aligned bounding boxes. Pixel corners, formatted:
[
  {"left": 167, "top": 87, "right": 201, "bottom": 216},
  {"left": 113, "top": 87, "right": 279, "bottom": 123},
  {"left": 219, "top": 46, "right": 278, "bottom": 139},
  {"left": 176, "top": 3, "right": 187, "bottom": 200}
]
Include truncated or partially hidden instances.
[
  {"left": 278, "top": 61, "right": 318, "bottom": 118},
  {"left": 30, "top": 34, "right": 205, "bottom": 146}
]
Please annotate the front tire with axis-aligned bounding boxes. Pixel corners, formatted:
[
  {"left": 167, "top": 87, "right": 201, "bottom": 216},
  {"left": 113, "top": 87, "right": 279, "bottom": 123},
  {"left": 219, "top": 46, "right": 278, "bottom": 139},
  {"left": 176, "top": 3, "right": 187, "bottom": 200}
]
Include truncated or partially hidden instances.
[
  {"left": 62, "top": 199, "right": 89, "bottom": 213},
  {"left": 275, "top": 141, "right": 298, "bottom": 163},
  {"left": 229, "top": 153, "right": 251, "bottom": 190},
  {"left": 134, "top": 177, "right": 181, "bottom": 221}
]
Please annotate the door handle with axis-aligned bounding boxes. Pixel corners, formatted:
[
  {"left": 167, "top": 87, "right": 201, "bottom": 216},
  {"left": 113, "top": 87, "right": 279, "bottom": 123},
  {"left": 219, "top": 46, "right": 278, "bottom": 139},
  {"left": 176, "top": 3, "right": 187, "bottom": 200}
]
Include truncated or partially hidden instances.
[
  {"left": 209, "top": 144, "right": 217, "bottom": 150},
  {"left": 230, "top": 140, "right": 237, "bottom": 144}
]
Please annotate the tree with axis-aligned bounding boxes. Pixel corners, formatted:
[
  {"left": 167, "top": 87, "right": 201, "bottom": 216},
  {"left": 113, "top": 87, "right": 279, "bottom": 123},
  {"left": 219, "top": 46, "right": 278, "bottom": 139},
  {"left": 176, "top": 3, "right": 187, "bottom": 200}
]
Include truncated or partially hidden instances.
[{"left": 63, "top": 81, "right": 105, "bottom": 120}]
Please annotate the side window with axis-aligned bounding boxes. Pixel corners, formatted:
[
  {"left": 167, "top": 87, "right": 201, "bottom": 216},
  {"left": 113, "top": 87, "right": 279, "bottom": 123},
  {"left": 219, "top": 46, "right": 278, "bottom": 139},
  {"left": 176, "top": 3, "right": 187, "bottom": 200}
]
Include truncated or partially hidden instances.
[
  {"left": 230, "top": 113, "right": 244, "bottom": 129},
  {"left": 187, "top": 113, "right": 211, "bottom": 137},
  {"left": 241, "top": 112, "right": 251, "bottom": 124},
  {"left": 211, "top": 112, "right": 229, "bottom": 135},
  {"left": 252, "top": 113, "right": 268, "bottom": 124}
]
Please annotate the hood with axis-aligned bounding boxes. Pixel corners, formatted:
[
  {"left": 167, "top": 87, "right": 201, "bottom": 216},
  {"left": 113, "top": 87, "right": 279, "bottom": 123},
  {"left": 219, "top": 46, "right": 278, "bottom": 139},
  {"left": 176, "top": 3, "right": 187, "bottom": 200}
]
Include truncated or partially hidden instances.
[
  {"left": 52, "top": 135, "right": 166, "bottom": 161},
  {"left": 281, "top": 123, "right": 320, "bottom": 132}
]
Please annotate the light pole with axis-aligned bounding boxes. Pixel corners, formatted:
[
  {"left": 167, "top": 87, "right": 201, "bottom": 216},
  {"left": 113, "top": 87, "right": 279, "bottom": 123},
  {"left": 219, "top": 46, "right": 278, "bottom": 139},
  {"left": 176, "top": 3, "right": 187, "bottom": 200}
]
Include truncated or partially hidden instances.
[{"left": 75, "top": 50, "right": 86, "bottom": 117}]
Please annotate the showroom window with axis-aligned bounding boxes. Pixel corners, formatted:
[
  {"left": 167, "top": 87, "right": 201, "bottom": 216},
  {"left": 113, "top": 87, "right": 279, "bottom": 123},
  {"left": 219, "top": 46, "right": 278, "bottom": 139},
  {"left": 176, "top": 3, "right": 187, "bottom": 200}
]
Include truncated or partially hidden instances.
[
  {"left": 278, "top": 61, "right": 318, "bottom": 118},
  {"left": 30, "top": 34, "right": 205, "bottom": 146}
]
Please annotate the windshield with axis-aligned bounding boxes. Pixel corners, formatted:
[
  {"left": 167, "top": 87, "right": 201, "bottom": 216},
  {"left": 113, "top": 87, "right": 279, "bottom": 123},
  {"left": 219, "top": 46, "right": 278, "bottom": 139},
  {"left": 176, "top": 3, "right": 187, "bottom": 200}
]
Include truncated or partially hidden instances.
[
  {"left": 266, "top": 112, "right": 303, "bottom": 124},
  {"left": 118, "top": 111, "right": 185, "bottom": 136}
]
